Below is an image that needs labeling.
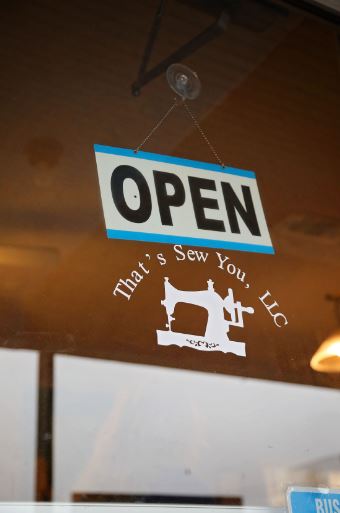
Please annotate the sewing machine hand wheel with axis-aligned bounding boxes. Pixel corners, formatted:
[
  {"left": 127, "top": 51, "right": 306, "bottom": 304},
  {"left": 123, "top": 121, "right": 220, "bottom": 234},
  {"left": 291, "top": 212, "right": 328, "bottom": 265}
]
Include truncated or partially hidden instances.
[{"left": 166, "top": 63, "right": 201, "bottom": 100}]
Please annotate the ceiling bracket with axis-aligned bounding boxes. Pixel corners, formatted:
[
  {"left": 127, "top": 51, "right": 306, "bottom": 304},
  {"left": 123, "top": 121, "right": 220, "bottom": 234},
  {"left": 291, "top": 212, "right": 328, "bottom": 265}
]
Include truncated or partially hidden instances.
[{"left": 131, "top": 0, "right": 229, "bottom": 96}]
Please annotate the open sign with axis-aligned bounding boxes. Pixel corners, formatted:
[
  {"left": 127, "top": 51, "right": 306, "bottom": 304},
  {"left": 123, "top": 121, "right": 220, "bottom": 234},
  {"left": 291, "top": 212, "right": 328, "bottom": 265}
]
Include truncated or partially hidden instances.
[{"left": 94, "top": 145, "right": 274, "bottom": 254}]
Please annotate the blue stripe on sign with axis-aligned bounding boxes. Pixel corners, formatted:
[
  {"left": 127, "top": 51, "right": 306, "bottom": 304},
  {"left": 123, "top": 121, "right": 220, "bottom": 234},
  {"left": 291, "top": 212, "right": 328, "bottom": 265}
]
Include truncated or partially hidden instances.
[
  {"left": 94, "top": 144, "right": 256, "bottom": 179},
  {"left": 106, "top": 229, "right": 274, "bottom": 255}
]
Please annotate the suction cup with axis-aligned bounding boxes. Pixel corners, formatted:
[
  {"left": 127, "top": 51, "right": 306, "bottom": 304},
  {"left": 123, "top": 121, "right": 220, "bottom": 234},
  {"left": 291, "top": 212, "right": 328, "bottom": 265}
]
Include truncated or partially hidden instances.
[{"left": 166, "top": 63, "right": 201, "bottom": 100}]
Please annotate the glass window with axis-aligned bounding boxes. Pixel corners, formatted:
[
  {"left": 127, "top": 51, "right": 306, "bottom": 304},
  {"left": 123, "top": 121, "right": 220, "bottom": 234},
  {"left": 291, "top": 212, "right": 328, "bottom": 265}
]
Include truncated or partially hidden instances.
[{"left": 0, "top": 0, "right": 339, "bottom": 511}]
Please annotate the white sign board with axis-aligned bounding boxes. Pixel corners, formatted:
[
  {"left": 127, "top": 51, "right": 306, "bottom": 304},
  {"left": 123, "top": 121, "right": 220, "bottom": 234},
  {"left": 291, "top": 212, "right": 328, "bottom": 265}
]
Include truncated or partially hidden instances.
[{"left": 94, "top": 145, "right": 274, "bottom": 255}]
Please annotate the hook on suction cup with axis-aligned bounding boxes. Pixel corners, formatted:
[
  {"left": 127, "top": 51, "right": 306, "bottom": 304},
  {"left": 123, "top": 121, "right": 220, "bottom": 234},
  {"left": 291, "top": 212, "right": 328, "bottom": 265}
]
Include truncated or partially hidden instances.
[{"left": 166, "top": 63, "right": 201, "bottom": 100}]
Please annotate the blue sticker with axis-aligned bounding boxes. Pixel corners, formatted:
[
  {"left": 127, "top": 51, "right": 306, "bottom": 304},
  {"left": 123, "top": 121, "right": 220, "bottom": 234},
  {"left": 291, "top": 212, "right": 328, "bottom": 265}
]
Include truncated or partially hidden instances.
[{"left": 288, "top": 487, "right": 340, "bottom": 513}]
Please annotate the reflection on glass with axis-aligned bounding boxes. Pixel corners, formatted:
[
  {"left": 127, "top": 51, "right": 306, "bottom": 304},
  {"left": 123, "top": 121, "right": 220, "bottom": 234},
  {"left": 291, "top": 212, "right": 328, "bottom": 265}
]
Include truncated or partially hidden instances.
[
  {"left": 0, "top": 349, "right": 37, "bottom": 501},
  {"left": 54, "top": 356, "right": 340, "bottom": 507}
]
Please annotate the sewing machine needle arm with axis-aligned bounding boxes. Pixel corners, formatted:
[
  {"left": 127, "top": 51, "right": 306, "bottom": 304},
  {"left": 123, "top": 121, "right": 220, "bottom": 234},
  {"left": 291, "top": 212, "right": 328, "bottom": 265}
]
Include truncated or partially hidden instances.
[{"left": 166, "top": 315, "right": 175, "bottom": 331}]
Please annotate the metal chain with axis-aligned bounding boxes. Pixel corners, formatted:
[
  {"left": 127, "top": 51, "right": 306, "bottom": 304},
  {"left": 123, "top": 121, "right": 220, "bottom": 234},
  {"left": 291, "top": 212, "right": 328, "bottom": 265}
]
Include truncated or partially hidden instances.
[
  {"left": 134, "top": 96, "right": 225, "bottom": 169},
  {"left": 182, "top": 101, "right": 225, "bottom": 168},
  {"left": 134, "top": 98, "right": 179, "bottom": 153}
]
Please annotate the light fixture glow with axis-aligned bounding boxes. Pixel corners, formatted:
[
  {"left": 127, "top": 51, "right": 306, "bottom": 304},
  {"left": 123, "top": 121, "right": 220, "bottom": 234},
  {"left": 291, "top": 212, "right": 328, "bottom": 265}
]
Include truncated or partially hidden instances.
[{"left": 311, "top": 330, "right": 340, "bottom": 373}]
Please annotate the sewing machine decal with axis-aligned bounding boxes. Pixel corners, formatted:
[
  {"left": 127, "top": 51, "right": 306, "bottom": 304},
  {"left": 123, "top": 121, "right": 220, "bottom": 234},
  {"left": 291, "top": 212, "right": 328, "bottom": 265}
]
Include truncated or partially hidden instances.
[{"left": 157, "top": 277, "right": 254, "bottom": 357}]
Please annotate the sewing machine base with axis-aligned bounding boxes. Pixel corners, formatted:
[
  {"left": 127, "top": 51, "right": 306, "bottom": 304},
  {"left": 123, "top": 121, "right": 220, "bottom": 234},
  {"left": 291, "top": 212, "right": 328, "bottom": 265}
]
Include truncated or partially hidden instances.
[{"left": 156, "top": 330, "right": 246, "bottom": 357}]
